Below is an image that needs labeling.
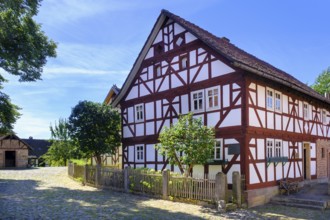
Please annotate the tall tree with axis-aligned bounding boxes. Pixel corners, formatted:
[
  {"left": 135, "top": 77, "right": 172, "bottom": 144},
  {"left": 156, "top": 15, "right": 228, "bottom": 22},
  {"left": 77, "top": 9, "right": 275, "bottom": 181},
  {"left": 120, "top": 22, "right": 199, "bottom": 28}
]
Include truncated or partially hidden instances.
[
  {"left": 68, "top": 101, "right": 121, "bottom": 166},
  {"left": 43, "top": 119, "right": 80, "bottom": 166},
  {"left": 311, "top": 67, "right": 330, "bottom": 95},
  {"left": 0, "top": 0, "right": 57, "bottom": 132},
  {"left": 155, "top": 113, "right": 215, "bottom": 177}
]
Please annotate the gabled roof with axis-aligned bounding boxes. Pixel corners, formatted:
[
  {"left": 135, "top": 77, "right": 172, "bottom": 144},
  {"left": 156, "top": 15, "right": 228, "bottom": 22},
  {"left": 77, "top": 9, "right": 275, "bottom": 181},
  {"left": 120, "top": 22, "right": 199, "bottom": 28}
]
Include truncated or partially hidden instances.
[
  {"left": 23, "top": 138, "right": 51, "bottom": 158},
  {"left": 104, "top": 84, "right": 120, "bottom": 105},
  {"left": 112, "top": 9, "right": 329, "bottom": 106},
  {"left": 0, "top": 134, "right": 32, "bottom": 150}
]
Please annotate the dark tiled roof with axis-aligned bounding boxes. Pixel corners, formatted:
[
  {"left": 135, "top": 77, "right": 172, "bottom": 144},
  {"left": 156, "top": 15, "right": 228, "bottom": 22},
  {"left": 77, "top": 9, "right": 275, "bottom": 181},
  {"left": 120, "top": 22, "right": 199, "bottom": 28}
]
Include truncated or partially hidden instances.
[
  {"left": 23, "top": 138, "right": 51, "bottom": 158},
  {"left": 161, "top": 10, "right": 329, "bottom": 104}
]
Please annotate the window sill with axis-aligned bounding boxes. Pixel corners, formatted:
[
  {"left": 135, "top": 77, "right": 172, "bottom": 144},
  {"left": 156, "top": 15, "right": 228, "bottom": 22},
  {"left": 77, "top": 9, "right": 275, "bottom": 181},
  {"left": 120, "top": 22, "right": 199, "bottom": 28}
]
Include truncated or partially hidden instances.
[
  {"left": 206, "top": 106, "right": 220, "bottom": 111},
  {"left": 206, "top": 159, "right": 228, "bottom": 165},
  {"left": 266, "top": 156, "right": 288, "bottom": 167}
]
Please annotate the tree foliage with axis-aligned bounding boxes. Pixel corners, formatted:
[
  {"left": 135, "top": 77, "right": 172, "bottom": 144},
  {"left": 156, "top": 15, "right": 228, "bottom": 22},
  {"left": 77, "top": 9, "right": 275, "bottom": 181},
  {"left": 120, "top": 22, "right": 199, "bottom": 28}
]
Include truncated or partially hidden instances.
[
  {"left": 68, "top": 101, "right": 121, "bottom": 166},
  {"left": 0, "top": 0, "right": 56, "bottom": 133},
  {"left": 0, "top": 92, "right": 20, "bottom": 134},
  {"left": 311, "top": 67, "right": 330, "bottom": 95},
  {"left": 156, "top": 113, "right": 215, "bottom": 177},
  {"left": 0, "top": 0, "right": 57, "bottom": 82},
  {"left": 43, "top": 118, "right": 80, "bottom": 166}
]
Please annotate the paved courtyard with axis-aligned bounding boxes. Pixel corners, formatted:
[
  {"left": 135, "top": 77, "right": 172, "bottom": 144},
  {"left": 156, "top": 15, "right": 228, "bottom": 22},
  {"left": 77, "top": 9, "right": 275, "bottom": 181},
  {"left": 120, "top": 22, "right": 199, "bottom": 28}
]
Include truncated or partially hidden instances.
[{"left": 0, "top": 167, "right": 330, "bottom": 219}]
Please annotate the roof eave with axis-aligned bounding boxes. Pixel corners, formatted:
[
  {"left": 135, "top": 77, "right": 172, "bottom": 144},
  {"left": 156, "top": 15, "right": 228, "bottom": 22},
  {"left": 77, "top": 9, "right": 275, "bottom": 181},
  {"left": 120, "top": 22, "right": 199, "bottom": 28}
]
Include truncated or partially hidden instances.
[
  {"left": 233, "top": 61, "right": 330, "bottom": 105},
  {"left": 112, "top": 13, "right": 167, "bottom": 107}
]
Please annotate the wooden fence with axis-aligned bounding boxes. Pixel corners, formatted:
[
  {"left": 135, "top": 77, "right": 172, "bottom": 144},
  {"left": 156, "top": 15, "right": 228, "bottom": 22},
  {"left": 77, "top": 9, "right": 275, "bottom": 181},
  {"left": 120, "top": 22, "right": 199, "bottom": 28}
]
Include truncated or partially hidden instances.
[
  {"left": 128, "top": 169, "right": 163, "bottom": 196},
  {"left": 168, "top": 175, "right": 216, "bottom": 201},
  {"left": 100, "top": 167, "right": 124, "bottom": 191},
  {"left": 85, "top": 166, "right": 96, "bottom": 186},
  {"left": 68, "top": 162, "right": 242, "bottom": 207}
]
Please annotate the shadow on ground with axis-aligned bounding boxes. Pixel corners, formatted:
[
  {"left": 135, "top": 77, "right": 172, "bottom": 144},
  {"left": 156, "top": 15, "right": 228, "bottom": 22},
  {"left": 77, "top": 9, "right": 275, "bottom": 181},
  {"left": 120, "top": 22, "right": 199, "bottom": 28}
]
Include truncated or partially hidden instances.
[{"left": 0, "top": 178, "right": 213, "bottom": 219}]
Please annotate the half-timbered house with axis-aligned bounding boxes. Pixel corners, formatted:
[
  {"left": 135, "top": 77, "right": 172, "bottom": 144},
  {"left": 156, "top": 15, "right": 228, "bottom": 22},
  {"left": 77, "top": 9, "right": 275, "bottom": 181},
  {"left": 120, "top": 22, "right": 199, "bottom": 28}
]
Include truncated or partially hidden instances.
[{"left": 109, "top": 10, "right": 330, "bottom": 207}]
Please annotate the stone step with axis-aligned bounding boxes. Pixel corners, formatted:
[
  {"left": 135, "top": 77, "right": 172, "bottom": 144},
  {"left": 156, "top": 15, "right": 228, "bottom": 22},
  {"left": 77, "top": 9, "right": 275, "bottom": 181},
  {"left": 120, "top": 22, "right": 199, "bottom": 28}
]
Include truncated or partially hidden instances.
[
  {"left": 271, "top": 197, "right": 326, "bottom": 207},
  {"left": 271, "top": 200, "right": 325, "bottom": 211}
]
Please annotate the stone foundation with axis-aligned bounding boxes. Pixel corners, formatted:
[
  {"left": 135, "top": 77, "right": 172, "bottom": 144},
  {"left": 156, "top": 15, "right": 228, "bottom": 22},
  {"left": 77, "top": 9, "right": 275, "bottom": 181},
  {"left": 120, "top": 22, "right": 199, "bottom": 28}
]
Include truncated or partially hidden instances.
[{"left": 245, "top": 185, "right": 279, "bottom": 208}]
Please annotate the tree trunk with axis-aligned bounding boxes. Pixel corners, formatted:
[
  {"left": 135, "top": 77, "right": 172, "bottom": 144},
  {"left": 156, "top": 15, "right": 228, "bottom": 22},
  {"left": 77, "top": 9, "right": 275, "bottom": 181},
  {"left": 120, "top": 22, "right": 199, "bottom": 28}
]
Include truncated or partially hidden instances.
[{"left": 95, "top": 154, "right": 102, "bottom": 166}]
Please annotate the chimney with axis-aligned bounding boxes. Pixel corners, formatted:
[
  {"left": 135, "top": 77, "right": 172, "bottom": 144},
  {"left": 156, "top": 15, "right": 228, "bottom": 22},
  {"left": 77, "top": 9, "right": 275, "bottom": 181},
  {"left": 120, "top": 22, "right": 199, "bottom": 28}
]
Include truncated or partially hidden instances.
[
  {"left": 325, "top": 92, "right": 330, "bottom": 99},
  {"left": 221, "top": 37, "right": 230, "bottom": 43}
]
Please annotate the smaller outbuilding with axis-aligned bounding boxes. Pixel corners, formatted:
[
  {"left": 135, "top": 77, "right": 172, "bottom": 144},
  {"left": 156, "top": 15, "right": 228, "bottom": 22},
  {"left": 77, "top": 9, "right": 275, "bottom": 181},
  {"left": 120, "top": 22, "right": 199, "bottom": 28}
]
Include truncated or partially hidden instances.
[
  {"left": 23, "top": 137, "right": 51, "bottom": 167},
  {"left": 0, "top": 134, "right": 31, "bottom": 168}
]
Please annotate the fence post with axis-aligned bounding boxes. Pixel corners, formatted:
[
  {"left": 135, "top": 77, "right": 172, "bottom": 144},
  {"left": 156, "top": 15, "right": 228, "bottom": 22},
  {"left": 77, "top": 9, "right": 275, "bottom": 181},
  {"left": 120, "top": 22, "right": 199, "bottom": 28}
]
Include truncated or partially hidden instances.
[
  {"left": 215, "top": 172, "right": 227, "bottom": 211},
  {"left": 124, "top": 166, "right": 130, "bottom": 193},
  {"left": 95, "top": 164, "right": 101, "bottom": 187},
  {"left": 73, "top": 163, "right": 77, "bottom": 178},
  {"left": 232, "top": 171, "right": 241, "bottom": 207},
  {"left": 68, "top": 162, "right": 71, "bottom": 176},
  {"left": 162, "top": 169, "right": 169, "bottom": 200},
  {"left": 84, "top": 165, "right": 88, "bottom": 185}
]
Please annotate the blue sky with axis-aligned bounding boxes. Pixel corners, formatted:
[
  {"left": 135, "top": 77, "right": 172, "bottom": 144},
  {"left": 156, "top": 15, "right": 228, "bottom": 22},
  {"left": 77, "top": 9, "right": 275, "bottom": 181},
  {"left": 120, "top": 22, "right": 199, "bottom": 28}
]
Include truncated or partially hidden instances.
[{"left": 2, "top": 0, "right": 330, "bottom": 139}]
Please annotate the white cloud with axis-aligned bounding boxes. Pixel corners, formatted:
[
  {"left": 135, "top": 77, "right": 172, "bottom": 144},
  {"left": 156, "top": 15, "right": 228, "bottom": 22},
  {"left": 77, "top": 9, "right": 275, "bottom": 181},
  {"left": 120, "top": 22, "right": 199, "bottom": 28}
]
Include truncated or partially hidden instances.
[
  {"left": 13, "top": 112, "right": 56, "bottom": 139},
  {"left": 37, "top": 0, "right": 147, "bottom": 26},
  {"left": 44, "top": 67, "right": 128, "bottom": 76}
]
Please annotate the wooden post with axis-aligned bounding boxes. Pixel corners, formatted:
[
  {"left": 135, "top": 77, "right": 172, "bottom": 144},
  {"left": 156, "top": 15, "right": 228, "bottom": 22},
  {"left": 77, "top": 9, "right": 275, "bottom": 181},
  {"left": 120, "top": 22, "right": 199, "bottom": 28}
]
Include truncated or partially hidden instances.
[
  {"left": 215, "top": 172, "right": 227, "bottom": 211},
  {"left": 232, "top": 171, "right": 241, "bottom": 207},
  {"left": 95, "top": 164, "right": 101, "bottom": 187},
  {"left": 162, "top": 169, "right": 169, "bottom": 200},
  {"left": 73, "top": 163, "right": 77, "bottom": 178},
  {"left": 84, "top": 165, "right": 88, "bottom": 185},
  {"left": 124, "top": 166, "right": 130, "bottom": 193}
]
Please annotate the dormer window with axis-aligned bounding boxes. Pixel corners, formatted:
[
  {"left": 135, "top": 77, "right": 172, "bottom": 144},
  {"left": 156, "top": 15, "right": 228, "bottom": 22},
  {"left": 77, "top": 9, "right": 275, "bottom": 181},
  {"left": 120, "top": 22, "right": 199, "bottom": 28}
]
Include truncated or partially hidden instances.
[
  {"left": 154, "top": 64, "right": 161, "bottom": 77},
  {"left": 180, "top": 55, "right": 188, "bottom": 70},
  {"left": 154, "top": 43, "right": 164, "bottom": 56}
]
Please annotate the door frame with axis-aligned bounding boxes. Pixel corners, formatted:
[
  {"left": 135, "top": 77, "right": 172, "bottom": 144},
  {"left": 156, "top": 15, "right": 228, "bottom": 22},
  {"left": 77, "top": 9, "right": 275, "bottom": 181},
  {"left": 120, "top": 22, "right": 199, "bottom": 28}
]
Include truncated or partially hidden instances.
[{"left": 303, "top": 142, "right": 311, "bottom": 180}]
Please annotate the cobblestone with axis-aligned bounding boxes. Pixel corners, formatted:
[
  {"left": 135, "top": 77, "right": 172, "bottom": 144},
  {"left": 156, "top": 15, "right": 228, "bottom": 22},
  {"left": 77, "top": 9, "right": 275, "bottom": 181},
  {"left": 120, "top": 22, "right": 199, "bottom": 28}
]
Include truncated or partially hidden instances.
[{"left": 0, "top": 167, "right": 329, "bottom": 219}]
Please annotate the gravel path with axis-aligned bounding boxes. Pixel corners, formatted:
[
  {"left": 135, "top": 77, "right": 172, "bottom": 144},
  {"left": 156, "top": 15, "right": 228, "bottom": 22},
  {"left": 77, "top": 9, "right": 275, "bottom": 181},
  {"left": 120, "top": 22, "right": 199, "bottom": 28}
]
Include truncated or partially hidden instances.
[{"left": 0, "top": 167, "right": 329, "bottom": 219}]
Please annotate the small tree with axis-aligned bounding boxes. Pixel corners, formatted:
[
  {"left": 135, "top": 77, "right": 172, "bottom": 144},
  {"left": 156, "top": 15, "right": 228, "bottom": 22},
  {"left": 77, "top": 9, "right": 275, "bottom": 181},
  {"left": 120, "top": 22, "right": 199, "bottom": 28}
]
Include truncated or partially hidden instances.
[
  {"left": 42, "top": 118, "right": 80, "bottom": 166},
  {"left": 68, "top": 101, "right": 121, "bottom": 166},
  {"left": 43, "top": 118, "right": 82, "bottom": 166},
  {"left": 311, "top": 67, "right": 330, "bottom": 95},
  {"left": 156, "top": 113, "right": 215, "bottom": 177}
]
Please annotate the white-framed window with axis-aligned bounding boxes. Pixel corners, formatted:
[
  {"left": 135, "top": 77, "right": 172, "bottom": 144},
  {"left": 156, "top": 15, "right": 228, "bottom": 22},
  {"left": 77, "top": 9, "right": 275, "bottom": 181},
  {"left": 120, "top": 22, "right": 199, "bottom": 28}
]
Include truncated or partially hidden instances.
[
  {"left": 214, "top": 139, "right": 222, "bottom": 160},
  {"left": 322, "top": 109, "right": 327, "bottom": 124},
  {"left": 266, "top": 139, "right": 274, "bottom": 158},
  {"left": 206, "top": 86, "right": 220, "bottom": 110},
  {"left": 303, "top": 103, "right": 309, "bottom": 119},
  {"left": 275, "top": 92, "right": 281, "bottom": 112},
  {"left": 191, "top": 90, "right": 204, "bottom": 112},
  {"left": 275, "top": 140, "right": 282, "bottom": 157},
  {"left": 266, "top": 89, "right": 274, "bottom": 110},
  {"left": 135, "top": 104, "right": 144, "bottom": 122},
  {"left": 136, "top": 145, "right": 144, "bottom": 161}
]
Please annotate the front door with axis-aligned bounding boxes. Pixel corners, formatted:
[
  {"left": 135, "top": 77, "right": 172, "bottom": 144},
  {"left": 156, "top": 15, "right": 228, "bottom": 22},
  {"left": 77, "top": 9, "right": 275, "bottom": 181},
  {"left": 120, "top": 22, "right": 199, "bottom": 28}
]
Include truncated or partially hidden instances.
[
  {"left": 5, "top": 151, "right": 16, "bottom": 167},
  {"left": 303, "top": 143, "right": 311, "bottom": 180}
]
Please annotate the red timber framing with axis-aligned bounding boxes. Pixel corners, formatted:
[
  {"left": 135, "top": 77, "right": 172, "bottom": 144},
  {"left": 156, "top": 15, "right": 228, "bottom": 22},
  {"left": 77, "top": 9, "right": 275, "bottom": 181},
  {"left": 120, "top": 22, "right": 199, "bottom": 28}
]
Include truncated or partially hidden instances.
[{"left": 109, "top": 10, "right": 330, "bottom": 192}]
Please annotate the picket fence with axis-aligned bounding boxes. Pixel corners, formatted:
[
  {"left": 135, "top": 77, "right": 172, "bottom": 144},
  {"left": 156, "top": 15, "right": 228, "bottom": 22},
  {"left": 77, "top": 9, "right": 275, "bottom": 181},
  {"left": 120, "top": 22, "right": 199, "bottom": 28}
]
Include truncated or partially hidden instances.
[{"left": 68, "top": 162, "right": 242, "bottom": 206}]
